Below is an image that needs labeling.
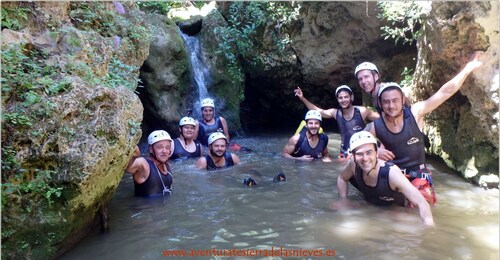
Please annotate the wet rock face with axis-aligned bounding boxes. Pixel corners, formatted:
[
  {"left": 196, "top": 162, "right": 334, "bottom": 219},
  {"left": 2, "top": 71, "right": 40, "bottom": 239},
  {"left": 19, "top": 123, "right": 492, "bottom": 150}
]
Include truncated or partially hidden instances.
[
  {"left": 239, "top": 2, "right": 417, "bottom": 130},
  {"left": 138, "top": 14, "right": 191, "bottom": 135},
  {"left": 412, "top": 1, "right": 498, "bottom": 185},
  {"left": 1, "top": 2, "right": 148, "bottom": 258}
]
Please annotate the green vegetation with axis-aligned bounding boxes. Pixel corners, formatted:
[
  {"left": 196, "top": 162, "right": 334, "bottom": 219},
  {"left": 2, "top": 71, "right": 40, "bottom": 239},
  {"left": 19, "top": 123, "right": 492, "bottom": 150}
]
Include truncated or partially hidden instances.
[
  {"left": 136, "top": 1, "right": 183, "bottom": 15},
  {"left": 399, "top": 67, "right": 414, "bottom": 88},
  {"left": 1, "top": 2, "right": 151, "bottom": 257},
  {"left": 1, "top": 4, "right": 31, "bottom": 31},
  {"left": 377, "top": 1, "right": 431, "bottom": 45},
  {"left": 213, "top": 2, "right": 300, "bottom": 85}
]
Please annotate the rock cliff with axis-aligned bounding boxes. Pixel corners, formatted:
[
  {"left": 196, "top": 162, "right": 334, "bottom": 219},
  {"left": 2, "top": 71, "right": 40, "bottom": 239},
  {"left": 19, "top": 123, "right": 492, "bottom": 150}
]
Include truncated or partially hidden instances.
[
  {"left": 1, "top": 2, "right": 148, "bottom": 258},
  {"left": 412, "top": 1, "right": 498, "bottom": 186}
]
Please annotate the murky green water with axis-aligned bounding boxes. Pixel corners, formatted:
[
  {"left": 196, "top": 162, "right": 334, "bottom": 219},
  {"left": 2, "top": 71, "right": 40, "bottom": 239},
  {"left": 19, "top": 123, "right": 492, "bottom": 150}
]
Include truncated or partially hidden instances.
[{"left": 60, "top": 133, "right": 499, "bottom": 259}]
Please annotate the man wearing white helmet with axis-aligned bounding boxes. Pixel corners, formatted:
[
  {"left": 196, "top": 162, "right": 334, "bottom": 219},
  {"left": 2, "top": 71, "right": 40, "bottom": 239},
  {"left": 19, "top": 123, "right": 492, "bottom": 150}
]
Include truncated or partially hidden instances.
[
  {"left": 195, "top": 98, "right": 230, "bottom": 147},
  {"left": 126, "top": 130, "right": 174, "bottom": 197},
  {"left": 171, "top": 116, "right": 203, "bottom": 160},
  {"left": 364, "top": 51, "right": 483, "bottom": 204},
  {"left": 354, "top": 61, "right": 383, "bottom": 108},
  {"left": 337, "top": 131, "right": 434, "bottom": 226},
  {"left": 294, "top": 85, "right": 379, "bottom": 158},
  {"left": 282, "top": 110, "right": 332, "bottom": 162},
  {"left": 196, "top": 132, "right": 240, "bottom": 170},
  {"left": 355, "top": 62, "right": 414, "bottom": 111}
]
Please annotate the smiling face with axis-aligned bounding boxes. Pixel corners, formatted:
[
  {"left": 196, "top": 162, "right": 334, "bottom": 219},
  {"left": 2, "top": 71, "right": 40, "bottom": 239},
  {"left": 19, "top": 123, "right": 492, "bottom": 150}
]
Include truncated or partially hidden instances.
[
  {"left": 180, "top": 124, "right": 196, "bottom": 140},
  {"left": 356, "top": 70, "right": 379, "bottom": 94},
  {"left": 201, "top": 107, "right": 214, "bottom": 122},
  {"left": 306, "top": 119, "right": 321, "bottom": 135},
  {"left": 336, "top": 90, "right": 352, "bottom": 108},
  {"left": 352, "top": 143, "right": 378, "bottom": 173},
  {"left": 149, "top": 140, "right": 172, "bottom": 163},
  {"left": 209, "top": 138, "right": 227, "bottom": 157},
  {"left": 379, "top": 89, "right": 404, "bottom": 117}
]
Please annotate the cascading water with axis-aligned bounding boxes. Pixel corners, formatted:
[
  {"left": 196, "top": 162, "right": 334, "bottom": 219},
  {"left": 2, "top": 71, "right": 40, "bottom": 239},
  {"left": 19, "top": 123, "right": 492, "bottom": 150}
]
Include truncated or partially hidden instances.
[{"left": 179, "top": 29, "right": 211, "bottom": 117}]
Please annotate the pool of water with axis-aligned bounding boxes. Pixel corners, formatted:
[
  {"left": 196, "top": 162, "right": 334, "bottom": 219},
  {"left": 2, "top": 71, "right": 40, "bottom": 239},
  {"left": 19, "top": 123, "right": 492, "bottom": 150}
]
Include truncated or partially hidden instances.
[{"left": 60, "top": 133, "right": 499, "bottom": 259}]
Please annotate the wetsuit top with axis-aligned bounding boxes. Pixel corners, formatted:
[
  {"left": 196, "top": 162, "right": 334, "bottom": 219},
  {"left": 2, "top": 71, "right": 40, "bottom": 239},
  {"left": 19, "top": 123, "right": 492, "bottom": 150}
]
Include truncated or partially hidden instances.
[
  {"left": 197, "top": 116, "right": 224, "bottom": 146},
  {"left": 134, "top": 158, "right": 173, "bottom": 197},
  {"left": 336, "top": 107, "right": 365, "bottom": 153},
  {"left": 204, "top": 151, "right": 234, "bottom": 171},
  {"left": 170, "top": 138, "right": 201, "bottom": 160},
  {"left": 374, "top": 107, "right": 425, "bottom": 171},
  {"left": 292, "top": 128, "right": 329, "bottom": 159},
  {"left": 352, "top": 162, "right": 406, "bottom": 207}
]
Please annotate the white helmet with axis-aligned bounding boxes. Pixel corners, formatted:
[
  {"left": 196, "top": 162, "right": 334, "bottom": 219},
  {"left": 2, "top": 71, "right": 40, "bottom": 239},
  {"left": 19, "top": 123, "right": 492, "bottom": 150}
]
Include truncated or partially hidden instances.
[
  {"left": 335, "top": 85, "right": 354, "bottom": 102},
  {"left": 377, "top": 82, "right": 403, "bottom": 99},
  {"left": 148, "top": 130, "right": 172, "bottom": 145},
  {"left": 201, "top": 98, "right": 215, "bottom": 108},
  {"left": 349, "top": 131, "right": 378, "bottom": 152},
  {"left": 305, "top": 110, "right": 322, "bottom": 122},
  {"left": 208, "top": 132, "right": 227, "bottom": 145},
  {"left": 179, "top": 116, "right": 196, "bottom": 126},
  {"left": 354, "top": 62, "right": 379, "bottom": 77}
]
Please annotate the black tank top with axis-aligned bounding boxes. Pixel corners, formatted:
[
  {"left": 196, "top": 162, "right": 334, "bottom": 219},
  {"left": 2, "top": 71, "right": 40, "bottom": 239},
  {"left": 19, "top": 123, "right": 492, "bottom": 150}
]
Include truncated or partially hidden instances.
[
  {"left": 374, "top": 107, "right": 425, "bottom": 170},
  {"left": 170, "top": 138, "right": 201, "bottom": 160},
  {"left": 197, "top": 116, "right": 224, "bottom": 146},
  {"left": 205, "top": 152, "right": 234, "bottom": 171},
  {"left": 134, "top": 158, "right": 173, "bottom": 197},
  {"left": 353, "top": 162, "right": 406, "bottom": 207},
  {"left": 292, "top": 130, "right": 329, "bottom": 159},
  {"left": 336, "top": 107, "right": 365, "bottom": 153}
]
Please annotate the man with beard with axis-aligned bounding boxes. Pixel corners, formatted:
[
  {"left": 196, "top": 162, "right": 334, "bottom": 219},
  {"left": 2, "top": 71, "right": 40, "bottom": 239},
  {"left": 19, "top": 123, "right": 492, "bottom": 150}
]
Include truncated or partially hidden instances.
[
  {"left": 365, "top": 51, "right": 483, "bottom": 205},
  {"left": 337, "top": 131, "right": 435, "bottom": 226},
  {"left": 294, "top": 85, "right": 379, "bottom": 158},
  {"left": 170, "top": 116, "right": 203, "bottom": 160},
  {"left": 196, "top": 132, "right": 240, "bottom": 171},
  {"left": 282, "top": 110, "right": 332, "bottom": 162},
  {"left": 126, "top": 130, "right": 174, "bottom": 197},
  {"left": 195, "top": 98, "right": 230, "bottom": 147}
]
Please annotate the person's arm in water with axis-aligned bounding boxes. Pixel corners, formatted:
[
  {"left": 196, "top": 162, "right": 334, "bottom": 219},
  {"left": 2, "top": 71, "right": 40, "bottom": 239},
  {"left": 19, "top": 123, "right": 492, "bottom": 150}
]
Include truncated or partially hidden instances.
[
  {"left": 126, "top": 145, "right": 149, "bottom": 184},
  {"left": 295, "top": 87, "right": 337, "bottom": 120},
  {"left": 281, "top": 134, "right": 314, "bottom": 162},
  {"left": 321, "top": 147, "right": 332, "bottom": 163},
  {"left": 231, "top": 153, "right": 240, "bottom": 165},
  {"left": 388, "top": 165, "right": 435, "bottom": 227},
  {"left": 411, "top": 51, "right": 483, "bottom": 128},
  {"left": 220, "top": 116, "right": 230, "bottom": 143},
  {"left": 195, "top": 156, "right": 207, "bottom": 170},
  {"left": 337, "top": 158, "right": 356, "bottom": 198}
]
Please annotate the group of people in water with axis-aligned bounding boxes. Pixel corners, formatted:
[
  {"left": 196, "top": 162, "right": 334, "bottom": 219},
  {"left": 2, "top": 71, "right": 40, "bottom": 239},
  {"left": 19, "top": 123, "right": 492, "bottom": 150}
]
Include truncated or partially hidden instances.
[{"left": 126, "top": 51, "right": 483, "bottom": 227}]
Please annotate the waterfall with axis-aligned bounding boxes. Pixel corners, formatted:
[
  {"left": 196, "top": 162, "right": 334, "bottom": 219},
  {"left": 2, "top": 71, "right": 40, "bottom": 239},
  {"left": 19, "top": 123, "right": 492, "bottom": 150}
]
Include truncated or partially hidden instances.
[{"left": 179, "top": 30, "right": 211, "bottom": 105}]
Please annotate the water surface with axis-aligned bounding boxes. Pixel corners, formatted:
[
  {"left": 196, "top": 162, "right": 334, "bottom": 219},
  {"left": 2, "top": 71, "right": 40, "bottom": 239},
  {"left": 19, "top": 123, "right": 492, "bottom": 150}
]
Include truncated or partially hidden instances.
[{"left": 61, "top": 133, "right": 499, "bottom": 259}]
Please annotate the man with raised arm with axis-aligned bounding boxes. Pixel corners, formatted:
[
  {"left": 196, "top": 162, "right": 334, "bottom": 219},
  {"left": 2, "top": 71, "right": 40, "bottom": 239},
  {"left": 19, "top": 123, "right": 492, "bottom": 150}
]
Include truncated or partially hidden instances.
[
  {"left": 295, "top": 85, "right": 379, "bottom": 157},
  {"left": 365, "top": 51, "right": 483, "bottom": 204},
  {"left": 126, "top": 130, "right": 174, "bottom": 197}
]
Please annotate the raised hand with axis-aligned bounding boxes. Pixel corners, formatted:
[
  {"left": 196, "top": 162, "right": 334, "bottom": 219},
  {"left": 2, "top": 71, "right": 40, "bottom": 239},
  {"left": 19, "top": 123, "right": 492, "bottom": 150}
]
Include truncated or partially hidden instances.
[{"left": 294, "top": 87, "right": 304, "bottom": 98}]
